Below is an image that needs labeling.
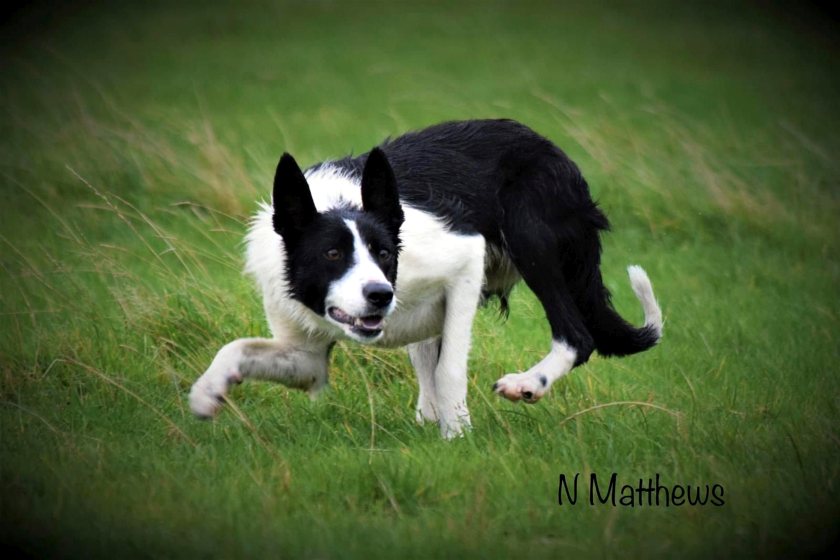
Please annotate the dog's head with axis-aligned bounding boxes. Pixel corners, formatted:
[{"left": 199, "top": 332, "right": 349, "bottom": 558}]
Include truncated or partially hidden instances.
[{"left": 271, "top": 148, "right": 404, "bottom": 342}]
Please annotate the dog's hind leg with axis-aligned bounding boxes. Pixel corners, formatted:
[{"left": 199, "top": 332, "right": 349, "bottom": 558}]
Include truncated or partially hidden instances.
[
  {"left": 407, "top": 337, "right": 441, "bottom": 424},
  {"left": 493, "top": 166, "right": 601, "bottom": 403},
  {"left": 491, "top": 264, "right": 590, "bottom": 403},
  {"left": 189, "top": 337, "right": 330, "bottom": 418}
]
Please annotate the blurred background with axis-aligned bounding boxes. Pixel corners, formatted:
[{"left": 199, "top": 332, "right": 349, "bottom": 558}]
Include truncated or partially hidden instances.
[{"left": 1, "top": 1, "right": 838, "bottom": 558}]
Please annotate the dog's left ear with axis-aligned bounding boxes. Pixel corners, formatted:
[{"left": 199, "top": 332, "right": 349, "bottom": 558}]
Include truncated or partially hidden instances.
[{"left": 361, "top": 148, "right": 404, "bottom": 243}]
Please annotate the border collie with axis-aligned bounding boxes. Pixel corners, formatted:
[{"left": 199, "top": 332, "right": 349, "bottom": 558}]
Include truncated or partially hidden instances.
[{"left": 189, "top": 119, "right": 662, "bottom": 438}]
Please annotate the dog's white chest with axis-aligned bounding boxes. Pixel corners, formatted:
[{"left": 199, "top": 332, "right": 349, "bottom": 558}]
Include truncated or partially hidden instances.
[{"left": 374, "top": 206, "right": 486, "bottom": 347}]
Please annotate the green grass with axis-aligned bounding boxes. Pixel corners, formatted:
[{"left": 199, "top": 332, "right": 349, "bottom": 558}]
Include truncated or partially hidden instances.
[{"left": 1, "top": 0, "right": 839, "bottom": 557}]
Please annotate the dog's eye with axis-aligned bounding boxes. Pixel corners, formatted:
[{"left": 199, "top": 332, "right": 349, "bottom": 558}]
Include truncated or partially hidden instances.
[
  {"left": 324, "top": 249, "right": 342, "bottom": 261},
  {"left": 367, "top": 243, "right": 392, "bottom": 262}
]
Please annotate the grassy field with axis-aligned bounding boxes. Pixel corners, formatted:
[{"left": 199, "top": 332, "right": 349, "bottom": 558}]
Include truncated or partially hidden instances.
[{"left": 1, "top": 0, "right": 838, "bottom": 557}]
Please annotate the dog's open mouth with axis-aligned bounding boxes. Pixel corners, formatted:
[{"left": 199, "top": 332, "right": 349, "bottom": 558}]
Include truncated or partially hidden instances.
[{"left": 328, "top": 307, "right": 384, "bottom": 337}]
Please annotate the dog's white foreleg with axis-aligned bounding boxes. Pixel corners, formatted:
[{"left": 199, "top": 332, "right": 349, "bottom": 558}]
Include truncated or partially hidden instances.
[
  {"left": 434, "top": 237, "right": 485, "bottom": 439},
  {"left": 189, "top": 337, "right": 329, "bottom": 418},
  {"left": 493, "top": 340, "right": 577, "bottom": 403},
  {"left": 407, "top": 338, "right": 441, "bottom": 424}
]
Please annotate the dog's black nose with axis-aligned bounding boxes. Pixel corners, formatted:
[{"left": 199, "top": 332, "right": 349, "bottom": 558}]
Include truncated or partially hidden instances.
[{"left": 363, "top": 283, "right": 394, "bottom": 308}]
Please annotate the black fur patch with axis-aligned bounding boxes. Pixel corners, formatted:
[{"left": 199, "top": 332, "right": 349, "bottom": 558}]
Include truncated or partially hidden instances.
[
  {"left": 283, "top": 210, "right": 355, "bottom": 315},
  {"left": 326, "top": 120, "right": 594, "bottom": 243}
]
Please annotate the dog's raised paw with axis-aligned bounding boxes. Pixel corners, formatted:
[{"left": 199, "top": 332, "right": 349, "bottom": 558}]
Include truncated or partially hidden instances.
[
  {"left": 492, "top": 372, "right": 547, "bottom": 404},
  {"left": 189, "top": 385, "right": 221, "bottom": 419},
  {"left": 189, "top": 372, "right": 236, "bottom": 418}
]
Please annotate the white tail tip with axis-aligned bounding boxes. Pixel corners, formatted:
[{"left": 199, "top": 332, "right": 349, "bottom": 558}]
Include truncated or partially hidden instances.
[{"left": 627, "top": 265, "right": 663, "bottom": 337}]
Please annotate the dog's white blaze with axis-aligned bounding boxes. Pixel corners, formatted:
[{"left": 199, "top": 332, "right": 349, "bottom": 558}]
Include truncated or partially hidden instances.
[{"left": 345, "top": 220, "right": 388, "bottom": 286}]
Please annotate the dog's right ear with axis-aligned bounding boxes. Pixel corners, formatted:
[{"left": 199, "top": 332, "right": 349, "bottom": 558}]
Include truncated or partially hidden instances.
[
  {"left": 272, "top": 153, "right": 317, "bottom": 248},
  {"left": 361, "top": 148, "right": 404, "bottom": 244}
]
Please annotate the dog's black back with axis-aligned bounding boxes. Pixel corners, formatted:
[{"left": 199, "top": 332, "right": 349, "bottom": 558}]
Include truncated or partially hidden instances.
[{"left": 320, "top": 120, "right": 594, "bottom": 244}]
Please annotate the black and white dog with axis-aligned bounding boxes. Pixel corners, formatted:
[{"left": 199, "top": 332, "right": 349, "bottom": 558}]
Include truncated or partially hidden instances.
[{"left": 189, "top": 119, "right": 662, "bottom": 438}]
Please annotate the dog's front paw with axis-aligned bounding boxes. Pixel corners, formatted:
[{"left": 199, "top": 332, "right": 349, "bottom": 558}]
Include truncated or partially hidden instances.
[
  {"left": 189, "top": 369, "right": 242, "bottom": 419},
  {"left": 437, "top": 402, "right": 471, "bottom": 439},
  {"left": 189, "top": 347, "right": 243, "bottom": 418},
  {"left": 492, "top": 372, "right": 548, "bottom": 404},
  {"left": 415, "top": 394, "right": 439, "bottom": 425}
]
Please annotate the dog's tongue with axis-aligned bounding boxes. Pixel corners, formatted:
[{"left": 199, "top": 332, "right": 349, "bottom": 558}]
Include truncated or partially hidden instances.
[{"left": 358, "top": 315, "right": 383, "bottom": 329}]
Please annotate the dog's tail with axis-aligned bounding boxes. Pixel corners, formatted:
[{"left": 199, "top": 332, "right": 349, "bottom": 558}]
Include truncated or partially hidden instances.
[{"left": 583, "top": 265, "right": 663, "bottom": 357}]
